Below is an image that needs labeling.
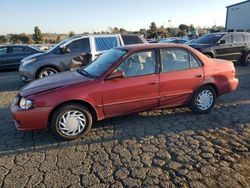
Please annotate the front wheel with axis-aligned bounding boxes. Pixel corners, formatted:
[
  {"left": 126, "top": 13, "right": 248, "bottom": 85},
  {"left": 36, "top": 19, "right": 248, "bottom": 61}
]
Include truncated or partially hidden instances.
[
  {"left": 189, "top": 86, "right": 216, "bottom": 114},
  {"left": 37, "top": 67, "right": 58, "bottom": 79},
  {"left": 51, "top": 104, "right": 93, "bottom": 140}
]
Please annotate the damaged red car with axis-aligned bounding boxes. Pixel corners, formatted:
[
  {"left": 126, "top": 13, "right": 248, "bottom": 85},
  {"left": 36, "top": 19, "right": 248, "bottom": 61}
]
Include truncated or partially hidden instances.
[{"left": 11, "top": 44, "right": 239, "bottom": 140}]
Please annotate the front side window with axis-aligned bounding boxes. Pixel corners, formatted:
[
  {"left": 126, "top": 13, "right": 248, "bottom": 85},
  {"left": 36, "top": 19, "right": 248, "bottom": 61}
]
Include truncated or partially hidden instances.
[
  {"left": 195, "top": 34, "right": 223, "bottom": 44},
  {"left": 95, "top": 37, "right": 118, "bottom": 51},
  {"left": 221, "top": 35, "right": 232, "bottom": 44},
  {"left": 161, "top": 48, "right": 190, "bottom": 72},
  {"left": 82, "top": 48, "right": 126, "bottom": 77},
  {"left": 67, "top": 38, "right": 90, "bottom": 53},
  {"left": 233, "top": 35, "right": 244, "bottom": 43},
  {"left": 0, "top": 47, "right": 7, "bottom": 55},
  {"left": 24, "top": 47, "right": 33, "bottom": 53},
  {"left": 116, "top": 50, "right": 156, "bottom": 77}
]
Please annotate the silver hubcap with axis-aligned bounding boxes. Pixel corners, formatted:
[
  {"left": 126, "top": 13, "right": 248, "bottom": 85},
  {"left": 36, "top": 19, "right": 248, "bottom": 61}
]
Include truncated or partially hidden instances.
[
  {"left": 40, "top": 69, "right": 58, "bottom": 78},
  {"left": 196, "top": 90, "right": 214, "bottom": 110},
  {"left": 58, "top": 110, "right": 86, "bottom": 136},
  {"left": 247, "top": 55, "right": 250, "bottom": 64}
]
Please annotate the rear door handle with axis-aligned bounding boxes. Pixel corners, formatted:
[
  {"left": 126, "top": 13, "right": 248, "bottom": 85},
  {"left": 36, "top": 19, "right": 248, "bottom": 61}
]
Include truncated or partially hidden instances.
[{"left": 195, "top": 74, "right": 202, "bottom": 78}]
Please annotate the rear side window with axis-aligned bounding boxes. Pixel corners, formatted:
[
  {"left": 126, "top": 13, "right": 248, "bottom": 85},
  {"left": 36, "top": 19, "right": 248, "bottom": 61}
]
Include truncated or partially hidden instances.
[
  {"left": 161, "top": 48, "right": 201, "bottom": 72},
  {"left": 161, "top": 48, "right": 190, "bottom": 72},
  {"left": 67, "top": 38, "right": 90, "bottom": 53},
  {"left": 244, "top": 35, "right": 250, "bottom": 42},
  {"left": 94, "top": 37, "right": 118, "bottom": 51},
  {"left": 0, "top": 47, "right": 7, "bottom": 55},
  {"left": 122, "top": 35, "right": 144, "bottom": 45},
  {"left": 233, "top": 35, "right": 244, "bottom": 43},
  {"left": 190, "top": 54, "right": 201, "bottom": 68}
]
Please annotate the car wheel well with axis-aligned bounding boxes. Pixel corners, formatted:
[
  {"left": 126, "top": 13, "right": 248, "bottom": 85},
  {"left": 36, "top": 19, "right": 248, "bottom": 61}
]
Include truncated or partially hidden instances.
[
  {"left": 204, "top": 52, "right": 214, "bottom": 58},
  {"left": 198, "top": 83, "right": 218, "bottom": 97},
  {"left": 36, "top": 65, "right": 60, "bottom": 79},
  {"left": 47, "top": 100, "right": 97, "bottom": 127}
]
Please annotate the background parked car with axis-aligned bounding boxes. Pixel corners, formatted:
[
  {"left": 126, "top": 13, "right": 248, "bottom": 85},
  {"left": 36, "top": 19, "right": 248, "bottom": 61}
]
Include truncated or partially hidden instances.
[
  {"left": 0, "top": 45, "right": 42, "bottom": 70},
  {"left": 159, "top": 38, "right": 188, "bottom": 44},
  {"left": 19, "top": 34, "right": 147, "bottom": 82},
  {"left": 188, "top": 32, "right": 250, "bottom": 66}
]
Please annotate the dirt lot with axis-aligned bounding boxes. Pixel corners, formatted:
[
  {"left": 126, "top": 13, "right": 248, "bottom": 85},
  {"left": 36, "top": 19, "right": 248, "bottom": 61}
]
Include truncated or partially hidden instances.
[{"left": 0, "top": 67, "right": 249, "bottom": 187}]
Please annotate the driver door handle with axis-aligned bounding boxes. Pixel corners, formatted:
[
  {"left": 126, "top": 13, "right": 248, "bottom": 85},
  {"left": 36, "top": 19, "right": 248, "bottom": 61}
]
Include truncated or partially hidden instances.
[{"left": 148, "top": 80, "right": 157, "bottom": 85}]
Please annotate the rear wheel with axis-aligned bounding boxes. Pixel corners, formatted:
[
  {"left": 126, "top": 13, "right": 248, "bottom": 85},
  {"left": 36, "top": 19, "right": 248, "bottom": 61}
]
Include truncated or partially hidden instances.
[
  {"left": 37, "top": 67, "right": 58, "bottom": 79},
  {"left": 189, "top": 86, "right": 216, "bottom": 114},
  {"left": 241, "top": 52, "right": 250, "bottom": 66},
  {"left": 51, "top": 104, "right": 93, "bottom": 140}
]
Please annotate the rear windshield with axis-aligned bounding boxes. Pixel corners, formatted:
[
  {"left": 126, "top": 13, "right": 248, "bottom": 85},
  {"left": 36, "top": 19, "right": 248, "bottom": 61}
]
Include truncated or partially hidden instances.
[
  {"left": 195, "top": 34, "right": 223, "bottom": 44},
  {"left": 122, "top": 35, "right": 144, "bottom": 45}
]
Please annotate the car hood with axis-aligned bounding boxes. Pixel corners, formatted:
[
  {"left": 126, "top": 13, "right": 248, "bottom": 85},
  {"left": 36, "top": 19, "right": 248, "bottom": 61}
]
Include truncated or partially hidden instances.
[
  {"left": 21, "top": 52, "right": 45, "bottom": 62},
  {"left": 20, "top": 71, "right": 93, "bottom": 96},
  {"left": 188, "top": 43, "right": 213, "bottom": 49}
]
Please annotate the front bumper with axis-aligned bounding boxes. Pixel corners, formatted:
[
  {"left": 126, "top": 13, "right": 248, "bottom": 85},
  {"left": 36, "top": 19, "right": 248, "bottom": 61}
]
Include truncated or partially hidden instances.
[
  {"left": 19, "top": 63, "right": 36, "bottom": 82},
  {"left": 11, "top": 104, "right": 53, "bottom": 131}
]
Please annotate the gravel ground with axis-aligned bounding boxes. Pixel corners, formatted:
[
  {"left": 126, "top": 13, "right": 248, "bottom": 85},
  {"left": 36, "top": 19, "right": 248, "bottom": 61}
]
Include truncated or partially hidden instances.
[{"left": 0, "top": 67, "right": 249, "bottom": 187}]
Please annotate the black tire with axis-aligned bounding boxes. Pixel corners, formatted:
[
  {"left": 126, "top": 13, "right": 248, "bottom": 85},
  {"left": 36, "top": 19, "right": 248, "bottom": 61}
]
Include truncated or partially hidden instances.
[
  {"left": 37, "top": 67, "right": 58, "bottom": 79},
  {"left": 241, "top": 52, "right": 250, "bottom": 66},
  {"left": 51, "top": 103, "right": 93, "bottom": 140},
  {"left": 189, "top": 86, "right": 216, "bottom": 114}
]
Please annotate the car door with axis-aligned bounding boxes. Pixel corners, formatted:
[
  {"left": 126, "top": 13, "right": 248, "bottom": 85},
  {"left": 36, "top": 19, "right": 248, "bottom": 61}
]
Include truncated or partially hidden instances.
[
  {"left": 0, "top": 46, "right": 9, "bottom": 69},
  {"left": 102, "top": 49, "right": 159, "bottom": 118},
  {"left": 160, "top": 48, "right": 204, "bottom": 107},
  {"left": 232, "top": 34, "right": 246, "bottom": 60},
  {"left": 214, "top": 34, "right": 234, "bottom": 60},
  {"left": 62, "top": 38, "right": 91, "bottom": 69},
  {"left": 5, "top": 46, "right": 25, "bottom": 69}
]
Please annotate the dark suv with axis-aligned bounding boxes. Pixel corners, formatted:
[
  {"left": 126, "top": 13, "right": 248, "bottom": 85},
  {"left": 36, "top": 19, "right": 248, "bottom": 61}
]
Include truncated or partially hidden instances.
[{"left": 188, "top": 32, "right": 250, "bottom": 66}]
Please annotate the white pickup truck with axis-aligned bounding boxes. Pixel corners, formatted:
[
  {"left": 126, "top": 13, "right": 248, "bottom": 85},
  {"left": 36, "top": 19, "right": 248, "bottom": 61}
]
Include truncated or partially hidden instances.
[{"left": 19, "top": 34, "right": 147, "bottom": 82}]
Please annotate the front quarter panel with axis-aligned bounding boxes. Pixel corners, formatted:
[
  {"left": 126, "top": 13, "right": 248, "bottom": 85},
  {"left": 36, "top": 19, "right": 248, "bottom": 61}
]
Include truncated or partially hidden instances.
[{"left": 28, "top": 80, "right": 104, "bottom": 125}]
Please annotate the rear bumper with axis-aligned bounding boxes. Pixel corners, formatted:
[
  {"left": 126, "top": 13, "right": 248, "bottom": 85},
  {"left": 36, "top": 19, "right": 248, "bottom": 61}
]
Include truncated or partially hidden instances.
[
  {"left": 11, "top": 104, "right": 52, "bottom": 131},
  {"left": 218, "top": 78, "right": 239, "bottom": 96}
]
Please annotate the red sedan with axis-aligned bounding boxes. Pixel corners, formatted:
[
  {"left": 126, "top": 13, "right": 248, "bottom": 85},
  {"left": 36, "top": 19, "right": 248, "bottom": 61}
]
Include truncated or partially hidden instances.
[{"left": 11, "top": 44, "right": 239, "bottom": 140}]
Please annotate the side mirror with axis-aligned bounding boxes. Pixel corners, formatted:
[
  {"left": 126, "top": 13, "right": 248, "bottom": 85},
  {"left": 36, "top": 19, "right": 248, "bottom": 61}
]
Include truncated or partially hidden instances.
[
  {"left": 106, "top": 70, "right": 124, "bottom": 80},
  {"left": 61, "top": 47, "right": 70, "bottom": 54},
  {"left": 218, "top": 40, "right": 226, "bottom": 44}
]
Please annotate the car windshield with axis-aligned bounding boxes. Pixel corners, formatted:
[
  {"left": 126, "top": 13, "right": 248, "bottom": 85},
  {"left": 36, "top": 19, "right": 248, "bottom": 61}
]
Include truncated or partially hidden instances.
[
  {"left": 81, "top": 48, "right": 126, "bottom": 77},
  {"left": 195, "top": 34, "right": 223, "bottom": 44}
]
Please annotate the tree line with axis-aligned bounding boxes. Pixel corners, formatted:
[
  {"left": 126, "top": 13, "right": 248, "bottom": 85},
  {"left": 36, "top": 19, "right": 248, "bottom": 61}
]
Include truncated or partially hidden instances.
[{"left": 0, "top": 23, "right": 225, "bottom": 44}]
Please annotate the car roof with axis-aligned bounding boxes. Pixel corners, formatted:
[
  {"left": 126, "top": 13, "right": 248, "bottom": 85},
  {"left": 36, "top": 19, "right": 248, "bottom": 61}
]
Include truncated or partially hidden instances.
[
  {"left": 208, "top": 32, "right": 250, "bottom": 35},
  {"left": 118, "top": 43, "right": 190, "bottom": 51},
  {"left": 0, "top": 44, "right": 32, "bottom": 48}
]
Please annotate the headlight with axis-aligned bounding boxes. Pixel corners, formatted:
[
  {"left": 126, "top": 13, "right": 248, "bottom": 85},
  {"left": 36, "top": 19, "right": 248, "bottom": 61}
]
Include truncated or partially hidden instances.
[
  {"left": 22, "top": 58, "right": 36, "bottom": 66},
  {"left": 19, "top": 97, "right": 33, "bottom": 110}
]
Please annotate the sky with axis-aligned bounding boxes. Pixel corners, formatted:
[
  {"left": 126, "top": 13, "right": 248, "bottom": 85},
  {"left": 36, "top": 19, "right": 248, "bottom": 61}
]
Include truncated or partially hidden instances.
[{"left": 0, "top": 0, "right": 243, "bottom": 34}]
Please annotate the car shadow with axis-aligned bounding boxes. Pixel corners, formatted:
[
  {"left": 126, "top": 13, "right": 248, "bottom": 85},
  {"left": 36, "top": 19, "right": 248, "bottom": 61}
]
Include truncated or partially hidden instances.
[{"left": 0, "top": 96, "right": 249, "bottom": 157}]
